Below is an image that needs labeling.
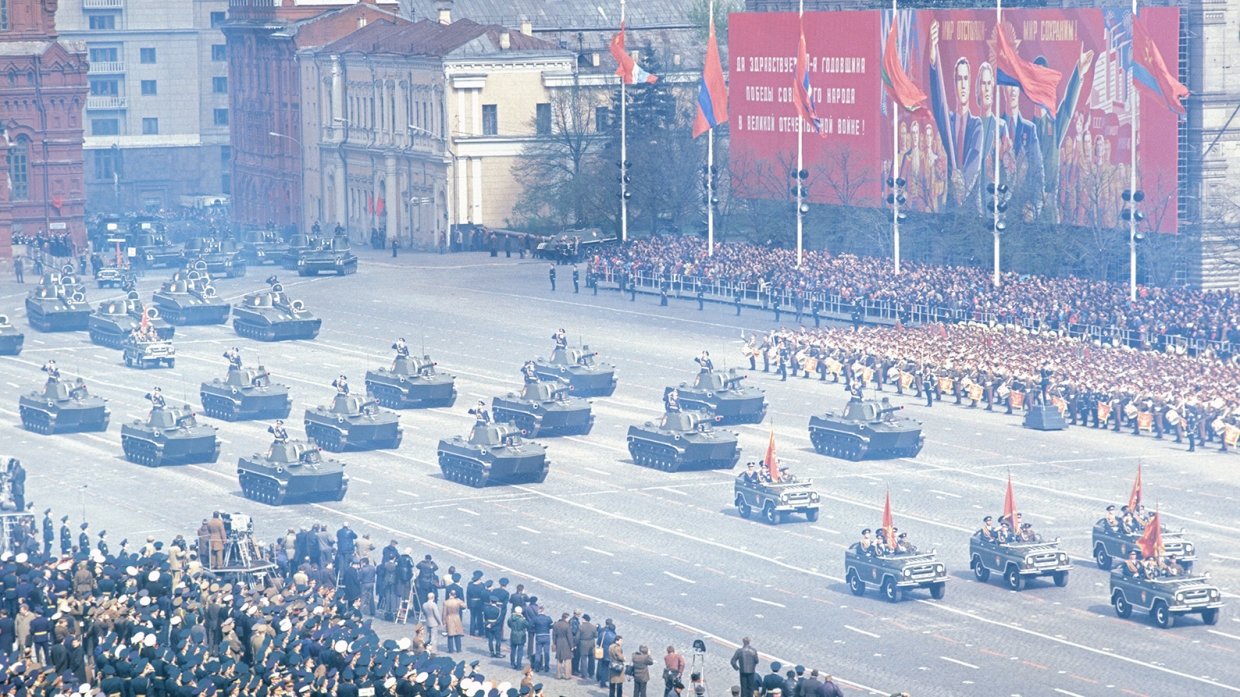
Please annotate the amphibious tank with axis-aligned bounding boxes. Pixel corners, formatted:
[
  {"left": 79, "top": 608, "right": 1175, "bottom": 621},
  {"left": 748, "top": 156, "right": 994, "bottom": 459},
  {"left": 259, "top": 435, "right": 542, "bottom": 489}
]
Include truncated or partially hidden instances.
[
  {"left": 437, "top": 422, "right": 549, "bottom": 487},
  {"left": 531, "top": 346, "right": 618, "bottom": 397},
  {"left": 303, "top": 393, "right": 402, "bottom": 452},
  {"left": 182, "top": 237, "right": 246, "bottom": 278},
  {"left": 238, "top": 228, "right": 289, "bottom": 267},
  {"left": 89, "top": 292, "right": 175, "bottom": 348},
  {"left": 25, "top": 268, "right": 92, "bottom": 332},
  {"left": 365, "top": 354, "right": 457, "bottom": 408},
  {"left": 237, "top": 440, "right": 348, "bottom": 505},
  {"left": 665, "top": 369, "right": 767, "bottom": 424},
  {"left": 808, "top": 395, "right": 925, "bottom": 460},
  {"left": 18, "top": 376, "right": 110, "bottom": 435},
  {"left": 231, "top": 279, "right": 321, "bottom": 341},
  {"left": 151, "top": 264, "right": 231, "bottom": 325},
  {"left": 626, "top": 410, "right": 741, "bottom": 472},
  {"left": 296, "top": 236, "right": 358, "bottom": 276},
  {"left": 200, "top": 366, "right": 292, "bottom": 421},
  {"left": 280, "top": 234, "right": 323, "bottom": 270},
  {"left": 121, "top": 404, "right": 220, "bottom": 466},
  {"left": 0, "top": 314, "right": 25, "bottom": 355},
  {"left": 491, "top": 381, "right": 594, "bottom": 437}
]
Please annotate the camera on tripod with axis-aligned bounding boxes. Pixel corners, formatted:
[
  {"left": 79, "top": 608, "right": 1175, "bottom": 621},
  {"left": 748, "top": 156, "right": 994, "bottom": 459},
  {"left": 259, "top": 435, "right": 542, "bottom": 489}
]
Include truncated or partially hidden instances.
[{"left": 220, "top": 512, "right": 258, "bottom": 569}]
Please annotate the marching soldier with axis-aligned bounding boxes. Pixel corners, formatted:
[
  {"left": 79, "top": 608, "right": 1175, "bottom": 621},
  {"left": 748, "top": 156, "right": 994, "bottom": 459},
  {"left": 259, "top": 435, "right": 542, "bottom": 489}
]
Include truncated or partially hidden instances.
[
  {"left": 1185, "top": 406, "right": 1201, "bottom": 452},
  {"left": 548, "top": 265, "right": 557, "bottom": 291},
  {"left": 332, "top": 375, "right": 350, "bottom": 395}
]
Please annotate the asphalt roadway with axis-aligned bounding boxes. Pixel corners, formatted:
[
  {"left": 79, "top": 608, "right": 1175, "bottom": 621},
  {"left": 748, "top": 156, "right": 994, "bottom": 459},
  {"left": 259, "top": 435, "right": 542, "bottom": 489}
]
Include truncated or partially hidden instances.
[{"left": 2, "top": 248, "right": 1238, "bottom": 697}]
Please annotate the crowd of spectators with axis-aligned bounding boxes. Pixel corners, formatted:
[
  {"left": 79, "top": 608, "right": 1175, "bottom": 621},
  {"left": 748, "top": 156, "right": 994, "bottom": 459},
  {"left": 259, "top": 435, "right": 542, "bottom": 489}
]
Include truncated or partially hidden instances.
[
  {"left": 590, "top": 236, "right": 1240, "bottom": 358},
  {"left": 0, "top": 510, "right": 878, "bottom": 697}
]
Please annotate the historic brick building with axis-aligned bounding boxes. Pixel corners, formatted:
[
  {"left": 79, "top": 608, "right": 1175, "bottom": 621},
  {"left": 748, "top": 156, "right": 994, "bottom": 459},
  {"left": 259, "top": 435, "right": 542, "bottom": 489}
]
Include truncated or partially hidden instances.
[{"left": 0, "top": 0, "right": 89, "bottom": 258}]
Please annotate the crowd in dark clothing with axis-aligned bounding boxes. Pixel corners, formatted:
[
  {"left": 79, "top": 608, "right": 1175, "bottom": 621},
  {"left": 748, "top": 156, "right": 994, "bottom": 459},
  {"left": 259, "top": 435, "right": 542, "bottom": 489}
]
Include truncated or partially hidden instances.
[{"left": 590, "top": 236, "right": 1240, "bottom": 359}]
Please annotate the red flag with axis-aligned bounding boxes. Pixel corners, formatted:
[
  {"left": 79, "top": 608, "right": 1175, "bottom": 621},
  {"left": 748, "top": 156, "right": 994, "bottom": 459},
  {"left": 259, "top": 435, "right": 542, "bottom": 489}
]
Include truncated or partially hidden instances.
[
  {"left": 610, "top": 24, "right": 658, "bottom": 85},
  {"left": 691, "top": 15, "right": 729, "bottom": 138},
  {"left": 994, "top": 24, "right": 1062, "bottom": 117},
  {"left": 140, "top": 307, "right": 150, "bottom": 331},
  {"left": 1137, "top": 509, "right": 1163, "bottom": 559},
  {"left": 880, "top": 19, "right": 928, "bottom": 112},
  {"left": 1003, "top": 473, "right": 1018, "bottom": 530},
  {"left": 376, "top": 197, "right": 385, "bottom": 217},
  {"left": 882, "top": 489, "right": 896, "bottom": 552},
  {"left": 763, "top": 429, "right": 779, "bottom": 482},
  {"left": 792, "top": 28, "right": 820, "bottom": 133},
  {"left": 1127, "top": 462, "right": 1142, "bottom": 512},
  {"left": 1132, "top": 16, "right": 1189, "bottom": 115}
]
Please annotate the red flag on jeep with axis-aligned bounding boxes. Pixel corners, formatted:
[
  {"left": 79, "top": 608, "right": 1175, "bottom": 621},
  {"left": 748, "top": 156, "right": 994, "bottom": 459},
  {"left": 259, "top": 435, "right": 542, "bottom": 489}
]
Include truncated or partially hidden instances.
[
  {"left": 763, "top": 429, "right": 779, "bottom": 482},
  {"left": 1137, "top": 509, "right": 1163, "bottom": 559},
  {"left": 1003, "top": 473, "right": 1018, "bottom": 530},
  {"left": 1127, "top": 462, "right": 1143, "bottom": 512},
  {"left": 882, "top": 489, "right": 896, "bottom": 551}
]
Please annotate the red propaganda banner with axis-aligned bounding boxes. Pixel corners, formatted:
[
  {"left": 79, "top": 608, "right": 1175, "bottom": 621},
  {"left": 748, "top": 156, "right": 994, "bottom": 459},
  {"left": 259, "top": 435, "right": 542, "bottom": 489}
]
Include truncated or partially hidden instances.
[
  {"left": 728, "top": 8, "right": 1181, "bottom": 233},
  {"left": 727, "top": 12, "right": 883, "bottom": 207}
]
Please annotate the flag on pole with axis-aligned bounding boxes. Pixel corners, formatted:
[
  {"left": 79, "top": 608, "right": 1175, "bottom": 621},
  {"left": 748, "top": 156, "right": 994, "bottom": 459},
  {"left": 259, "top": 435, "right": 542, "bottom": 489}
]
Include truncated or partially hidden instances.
[
  {"left": 792, "top": 28, "right": 821, "bottom": 133},
  {"left": 763, "top": 428, "right": 779, "bottom": 482},
  {"left": 692, "top": 15, "right": 729, "bottom": 138},
  {"left": 881, "top": 19, "right": 928, "bottom": 112},
  {"left": 1003, "top": 473, "right": 1018, "bottom": 530},
  {"left": 994, "top": 24, "right": 1062, "bottom": 117},
  {"left": 1137, "top": 508, "right": 1163, "bottom": 559},
  {"left": 610, "top": 24, "right": 658, "bottom": 85},
  {"left": 1132, "top": 16, "right": 1189, "bottom": 115},
  {"left": 1127, "top": 462, "right": 1143, "bottom": 512},
  {"left": 882, "top": 489, "right": 896, "bottom": 552}
]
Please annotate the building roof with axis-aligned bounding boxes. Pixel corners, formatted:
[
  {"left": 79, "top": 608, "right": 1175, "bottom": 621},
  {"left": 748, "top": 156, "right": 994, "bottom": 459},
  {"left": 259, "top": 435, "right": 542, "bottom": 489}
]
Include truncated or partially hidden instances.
[
  {"left": 320, "top": 17, "right": 560, "bottom": 57},
  {"left": 400, "top": 0, "right": 693, "bottom": 29}
]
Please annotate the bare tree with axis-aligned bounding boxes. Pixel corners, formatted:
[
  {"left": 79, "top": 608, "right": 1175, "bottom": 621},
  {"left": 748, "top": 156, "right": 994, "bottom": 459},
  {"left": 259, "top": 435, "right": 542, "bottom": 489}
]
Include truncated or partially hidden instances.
[{"left": 512, "top": 82, "right": 606, "bottom": 230}]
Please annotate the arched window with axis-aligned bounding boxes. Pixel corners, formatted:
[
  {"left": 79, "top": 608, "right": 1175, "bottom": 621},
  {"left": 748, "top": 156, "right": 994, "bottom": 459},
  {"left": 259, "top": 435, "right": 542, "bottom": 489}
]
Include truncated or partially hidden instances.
[{"left": 7, "top": 135, "right": 29, "bottom": 200}]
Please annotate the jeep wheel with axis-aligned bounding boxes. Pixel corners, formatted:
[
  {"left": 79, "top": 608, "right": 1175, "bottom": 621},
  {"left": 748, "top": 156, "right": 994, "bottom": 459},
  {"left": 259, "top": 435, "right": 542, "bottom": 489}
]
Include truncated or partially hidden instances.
[
  {"left": 1151, "top": 601, "right": 1174, "bottom": 629},
  {"left": 929, "top": 582, "right": 946, "bottom": 600},
  {"left": 761, "top": 503, "right": 779, "bottom": 525},
  {"left": 881, "top": 578, "right": 899, "bottom": 603},
  {"left": 805, "top": 509, "right": 820, "bottom": 523},
  {"left": 735, "top": 499, "right": 751, "bottom": 519},
  {"left": 1052, "top": 571, "right": 1069, "bottom": 587},
  {"left": 1094, "top": 545, "right": 1112, "bottom": 570},
  {"left": 1004, "top": 566, "right": 1023, "bottom": 591},
  {"left": 847, "top": 572, "right": 864, "bottom": 597},
  {"left": 1202, "top": 608, "right": 1220, "bottom": 625},
  {"left": 1112, "top": 593, "right": 1132, "bottom": 618},
  {"left": 971, "top": 558, "right": 990, "bottom": 582}
]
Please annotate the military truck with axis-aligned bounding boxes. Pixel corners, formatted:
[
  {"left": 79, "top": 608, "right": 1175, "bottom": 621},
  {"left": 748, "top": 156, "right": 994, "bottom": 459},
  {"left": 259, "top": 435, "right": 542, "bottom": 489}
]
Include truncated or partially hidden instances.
[
  {"left": 121, "top": 405, "right": 220, "bottom": 466},
  {"left": 437, "top": 423, "right": 549, "bottom": 487},
  {"left": 667, "top": 369, "right": 767, "bottom": 424},
  {"left": 26, "top": 270, "right": 92, "bottom": 332},
  {"left": 733, "top": 471, "right": 820, "bottom": 524},
  {"left": 303, "top": 393, "right": 403, "bottom": 452},
  {"left": 490, "top": 381, "right": 594, "bottom": 437},
  {"left": 296, "top": 236, "right": 358, "bottom": 276},
  {"left": 365, "top": 354, "right": 457, "bottom": 408},
  {"left": 969, "top": 532, "right": 1071, "bottom": 590},
  {"left": 18, "top": 376, "right": 110, "bottom": 434},
  {"left": 808, "top": 395, "right": 924, "bottom": 460},
  {"left": 182, "top": 237, "right": 246, "bottom": 278},
  {"left": 122, "top": 336, "right": 176, "bottom": 369},
  {"left": 625, "top": 410, "right": 740, "bottom": 472},
  {"left": 151, "top": 265, "right": 231, "bottom": 325},
  {"left": 0, "top": 314, "right": 24, "bottom": 356},
  {"left": 531, "top": 346, "right": 618, "bottom": 397},
  {"left": 231, "top": 280, "right": 321, "bottom": 341},
  {"left": 1092, "top": 519, "right": 1196, "bottom": 573},
  {"left": 844, "top": 544, "right": 948, "bottom": 602},
  {"left": 238, "top": 440, "right": 348, "bottom": 505},
  {"left": 1110, "top": 569, "right": 1223, "bottom": 628},
  {"left": 200, "top": 366, "right": 292, "bottom": 421},
  {"left": 94, "top": 264, "right": 134, "bottom": 289}
]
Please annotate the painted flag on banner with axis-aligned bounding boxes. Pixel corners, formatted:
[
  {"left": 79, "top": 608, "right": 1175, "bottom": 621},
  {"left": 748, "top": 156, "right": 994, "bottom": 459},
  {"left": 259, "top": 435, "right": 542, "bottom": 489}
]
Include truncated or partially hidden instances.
[
  {"left": 1132, "top": 16, "right": 1188, "bottom": 114},
  {"left": 610, "top": 24, "right": 658, "bottom": 85},
  {"left": 692, "top": 15, "right": 729, "bottom": 138},
  {"left": 994, "top": 23, "right": 1062, "bottom": 117},
  {"left": 881, "top": 19, "right": 928, "bottom": 111}
]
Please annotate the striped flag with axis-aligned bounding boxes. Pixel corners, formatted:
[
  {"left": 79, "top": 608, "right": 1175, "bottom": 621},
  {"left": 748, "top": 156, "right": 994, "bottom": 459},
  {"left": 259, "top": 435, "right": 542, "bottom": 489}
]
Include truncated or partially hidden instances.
[{"left": 692, "top": 15, "right": 729, "bottom": 138}]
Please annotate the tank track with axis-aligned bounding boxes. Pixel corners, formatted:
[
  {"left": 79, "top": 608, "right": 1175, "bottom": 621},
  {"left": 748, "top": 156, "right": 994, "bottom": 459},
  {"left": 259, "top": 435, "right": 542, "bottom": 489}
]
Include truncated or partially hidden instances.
[
  {"left": 305, "top": 421, "right": 347, "bottom": 452},
  {"left": 809, "top": 429, "right": 867, "bottom": 461},
  {"left": 20, "top": 407, "right": 54, "bottom": 435},
  {"left": 200, "top": 393, "right": 242, "bottom": 421},
  {"left": 627, "top": 439, "right": 684, "bottom": 473},
  {"left": 233, "top": 319, "right": 278, "bottom": 342},
  {"left": 367, "top": 383, "right": 409, "bottom": 409},
  {"left": 239, "top": 472, "right": 287, "bottom": 505},
  {"left": 89, "top": 328, "right": 127, "bottom": 349},
  {"left": 440, "top": 453, "right": 490, "bottom": 487},
  {"left": 122, "top": 436, "right": 166, "bottom": 467}
]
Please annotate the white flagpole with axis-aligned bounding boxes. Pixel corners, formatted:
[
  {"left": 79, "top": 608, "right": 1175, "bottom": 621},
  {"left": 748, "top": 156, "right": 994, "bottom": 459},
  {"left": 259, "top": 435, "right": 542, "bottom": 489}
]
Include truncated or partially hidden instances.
[
  {"left": 992, "top": 0, "right": 1002, "bottom": 288},
  {"left": 1129, "top": 0, "right": 1139, "bottom": 302},
  {"left": 796, "top": 0, "right": 805, "bottom": 268},
  {"left": 707, "top": 0, "right": 716, "bottom": 257},
  {"left": 620, "top": 0, "right": 629, "bottom": 243},
  {"left": 891, "top": 0, "right": 901, "bottom": 275}
]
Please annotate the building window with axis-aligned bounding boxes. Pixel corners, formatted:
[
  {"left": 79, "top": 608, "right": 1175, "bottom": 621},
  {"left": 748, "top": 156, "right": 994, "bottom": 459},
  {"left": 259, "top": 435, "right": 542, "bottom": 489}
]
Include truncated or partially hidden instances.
[
  {"left": 0, "top": 0, "right": 8, "bottom": 32},
  {"left": 88, "top": 14, "right": 117, "bottom": 30},
  {"left": 213, "top": 108, "right": 229, "bottom": 126},
  {"left": 596, "top": 106, "right": 610, "bottom": 132},
  {"left": 89, "top": 78, "right": 119, "bottom": 96},
  {"left": 211, "top": 44, "right": 226, "bottom": 61},
  {"left": 209, "top": 12, "right": 226, "bottom": 28},
  {"left": 221, "top": 145, "right": 231, "bottom": 163},
  {"left": 94, "top": 149, "right": 118, "bottom": 181},
  {"left": 91, "top": 118, "right": 120, "bottom": 136},
  {"left": 535, "top": 103, "right": 552, "bottom": 136},
  {"left": 140, "top": 80, "right": 157, "bottom": 96},
  {"left": 139, "top": 47, "right": 156, "bottom": 64},
  {"left": 6, "top": 136, "right": 28, "bottom": 200},
  {"left": 482, "top": 104, "right": 498, "bottom": 136},
  {"left": 142, "top": 117, "right": 159, "bottom": 135},
  {"left": 221, "top": 173, "right": 231, "bottom": 195},
  {"left": 88, "top": 47, "right": 118, "bottom": 63},
  {"left": 212, "top": 76, "right": 227, "bottom": 94}
]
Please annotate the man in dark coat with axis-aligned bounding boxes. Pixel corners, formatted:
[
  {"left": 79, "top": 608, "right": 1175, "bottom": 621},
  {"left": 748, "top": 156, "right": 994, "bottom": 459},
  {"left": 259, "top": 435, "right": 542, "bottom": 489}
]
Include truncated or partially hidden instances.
[{"left": 730, "top": 637, "right": 759, "bottom": 697}]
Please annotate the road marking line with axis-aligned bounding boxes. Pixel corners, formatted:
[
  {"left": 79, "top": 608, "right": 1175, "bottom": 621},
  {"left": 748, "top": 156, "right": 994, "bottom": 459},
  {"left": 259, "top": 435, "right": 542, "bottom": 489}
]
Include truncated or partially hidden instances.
[
  {"left": 397, "top": 490, "right": 421, "bottom": 497},
  {"left": 351, "top": 476, "right": 373, "bottom": 484},
  {"left": 1209, "top": 630, "right": 1240, "bottom": 642},
  {"left": 927, "top": 489, "right": 961, "bottom": 499},
  {"left": 663, "top": 571, "right": 696, "bottom": 584},
  {"left": 1209, "top": 553, "right": 1240, "bottom": 562},
  {"left": 660, "top": 487, "right": 690, "bottom": 496},
  {"left": 582, "top": 466, "right": 611, "bottom": 476},
  {"left": 583, "top": 546, "right": 614, "bottom": 557},
  {"left": 750, "top": 597, "right": 785, "bottom": 608},
  {"left": 517, "top": 525, "right": 542, "bottom": 535},
  {"left": 456, "top": 507, "right": 480, "bottom": 516},
  {"left": 1053, "top": 689, "right": 1086, "bottom": 697},
  {"left": 939, "top": 656, "right": 979, "bottom": 670},
  {"left": 843, "top": 625, "right": 879, "bottom": 639}
]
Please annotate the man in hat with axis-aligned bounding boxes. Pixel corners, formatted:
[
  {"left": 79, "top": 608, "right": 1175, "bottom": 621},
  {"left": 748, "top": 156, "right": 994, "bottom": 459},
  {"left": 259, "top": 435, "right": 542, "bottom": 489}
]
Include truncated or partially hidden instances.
[
  {"left": 333, "top": 375, "right": 350, "bottom": 395},
  {"left": 59, "top": 516, "right": 72, "bottom": 556},
  {"left": 145, "top": 387, "right": 165, "bottom": 410},
  {"left": 483, "top": 595, "right": 503, "bottom": 657},
  {"left": 206, "top": 512, "right": 227, "bottom": 569},
  {"left": 42, "top": 509, "right": 54, "bottom": 557},
  {"left": 467, "top": 571, "right": 487, "bottom": 636},
  {"left": 78, "top": 523, "right": 90, "bottom": 553},
  {"left": 224, "top": 347, "right": 243, "bottom": 370}
]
